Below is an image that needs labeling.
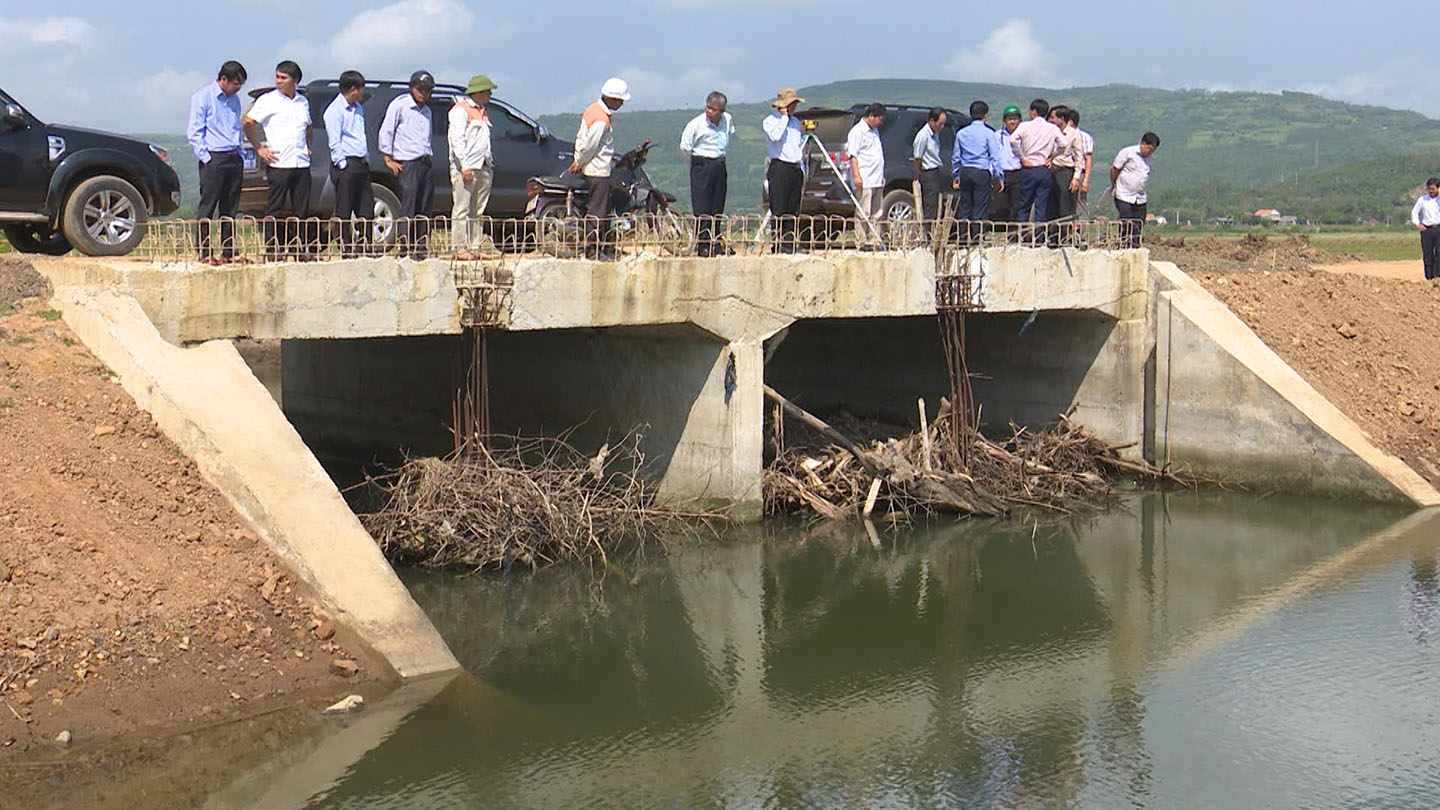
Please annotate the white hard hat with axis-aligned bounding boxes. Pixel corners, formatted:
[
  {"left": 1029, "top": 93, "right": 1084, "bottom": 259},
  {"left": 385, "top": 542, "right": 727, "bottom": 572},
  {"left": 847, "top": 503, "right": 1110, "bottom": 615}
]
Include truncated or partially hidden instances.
[{"left": 600, "top": 77, "right": 631, "bottom": 102}]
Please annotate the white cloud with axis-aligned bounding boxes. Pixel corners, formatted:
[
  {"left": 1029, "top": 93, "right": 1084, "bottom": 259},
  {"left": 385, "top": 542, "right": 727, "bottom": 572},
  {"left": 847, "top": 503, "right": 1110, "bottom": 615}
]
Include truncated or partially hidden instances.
[
  {"left": 129, "top": 67, "right": 210, "bottom": 121},
  {"left": 0, "top": 15, "right": 94, "bottom": 45},
  {"left": 329, "top": 0, "right": 474, "bottom": 62},
  {"left": 947, "top": 19, "right": 1058, "bottom": 86},
  {"left": 1299, "top": 59, "right": 1440, "bottom": 117}
]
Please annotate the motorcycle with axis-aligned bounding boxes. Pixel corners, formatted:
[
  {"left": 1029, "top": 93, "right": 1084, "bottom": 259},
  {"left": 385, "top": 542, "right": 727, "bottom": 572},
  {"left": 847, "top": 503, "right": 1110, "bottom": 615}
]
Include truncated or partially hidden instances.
[{"left": 525, "top": 140, "right": 689, "bottom": 255}]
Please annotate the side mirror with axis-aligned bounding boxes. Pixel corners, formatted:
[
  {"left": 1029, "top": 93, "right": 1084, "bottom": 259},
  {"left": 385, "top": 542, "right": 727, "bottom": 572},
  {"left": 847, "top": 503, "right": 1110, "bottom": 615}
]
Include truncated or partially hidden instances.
[
  {"left": 2, "top": 105, "right": 25, "bottom": 131},
  {"left": 537, "top": 124, "right": 550, "bottom": 142}
]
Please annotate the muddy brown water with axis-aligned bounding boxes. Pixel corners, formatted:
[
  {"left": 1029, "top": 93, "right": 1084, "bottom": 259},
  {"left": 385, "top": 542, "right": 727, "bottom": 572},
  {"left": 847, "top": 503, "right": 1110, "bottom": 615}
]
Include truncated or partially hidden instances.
[{"left": 6, "top": 490, "right": 1440, "bottom": 809}]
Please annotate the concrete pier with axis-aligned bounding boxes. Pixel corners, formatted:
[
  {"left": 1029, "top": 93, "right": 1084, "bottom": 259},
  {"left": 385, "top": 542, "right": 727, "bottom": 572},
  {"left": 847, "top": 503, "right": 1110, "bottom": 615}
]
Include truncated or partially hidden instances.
[{"left": 33, "top": 247, "right": 1439, "bottom": 517}]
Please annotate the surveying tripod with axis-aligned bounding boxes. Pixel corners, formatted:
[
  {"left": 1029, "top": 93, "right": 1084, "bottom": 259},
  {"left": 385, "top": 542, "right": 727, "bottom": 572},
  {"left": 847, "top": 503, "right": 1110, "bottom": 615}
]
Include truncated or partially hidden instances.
[{"left": 754, "top": 121, "right": 885, "bottom": 249}]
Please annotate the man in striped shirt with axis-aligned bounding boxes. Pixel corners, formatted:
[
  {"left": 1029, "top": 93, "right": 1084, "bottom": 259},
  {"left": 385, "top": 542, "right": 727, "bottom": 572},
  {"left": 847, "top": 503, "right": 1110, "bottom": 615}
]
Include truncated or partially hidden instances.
[{"left": 1010, "top": 99, "right": 1063, "bottom": 230}]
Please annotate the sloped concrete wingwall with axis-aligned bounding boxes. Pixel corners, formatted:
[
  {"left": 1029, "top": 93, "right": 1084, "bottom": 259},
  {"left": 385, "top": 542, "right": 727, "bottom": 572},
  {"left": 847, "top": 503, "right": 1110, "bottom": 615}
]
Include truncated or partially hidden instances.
[
  {"left": 51, "top": 288, "right": 461, "bottom": 679},
  {"left": 1148, "top": 262, "right": 1440, "bottom": 506}
]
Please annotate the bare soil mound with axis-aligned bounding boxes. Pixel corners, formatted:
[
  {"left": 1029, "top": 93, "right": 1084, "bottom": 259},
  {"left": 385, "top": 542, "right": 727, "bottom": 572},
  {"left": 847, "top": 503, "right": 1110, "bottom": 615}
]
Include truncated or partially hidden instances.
[
  {"left": 1152, "top": 234, "right": 1344, "bottom": 273},
  {"left": 0, "top": 259, "right": 371, "bottom": 757},
  {"left": 0, "top": 257, "right": 50, "bottom": 312},
  {"left": 1197, "top": 269, "right": 1440, "bottom": 487}
]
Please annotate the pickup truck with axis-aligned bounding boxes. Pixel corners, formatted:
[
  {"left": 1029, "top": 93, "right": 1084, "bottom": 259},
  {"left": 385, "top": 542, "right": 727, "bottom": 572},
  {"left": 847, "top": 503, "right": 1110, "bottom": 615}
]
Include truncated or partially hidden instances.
[{"left": 0, "top": 86, "right": 181, "bottom": 256}]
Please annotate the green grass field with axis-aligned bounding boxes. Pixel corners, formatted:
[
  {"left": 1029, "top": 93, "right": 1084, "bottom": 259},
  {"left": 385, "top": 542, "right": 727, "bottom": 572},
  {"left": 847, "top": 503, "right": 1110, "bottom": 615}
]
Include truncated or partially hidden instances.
[
  {"left": 1304, "top": 231, "right": 1418, "bottom": 261},
  {"left": 1162, "top": 226, "right": 1418, "bottom": 262}
]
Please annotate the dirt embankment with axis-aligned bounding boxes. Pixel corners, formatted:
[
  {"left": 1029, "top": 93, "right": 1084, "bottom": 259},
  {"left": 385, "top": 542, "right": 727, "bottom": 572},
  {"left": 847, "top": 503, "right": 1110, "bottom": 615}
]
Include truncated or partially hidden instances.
[
  {"left": 0, "top": 257, "right": 372, "bottom": 757},
  {"left": 1150, "top": 233, "right": 1346, "bottom": 273},
  {"left": 1195, "top": 267, "right": 1440, "bottom": 487}
]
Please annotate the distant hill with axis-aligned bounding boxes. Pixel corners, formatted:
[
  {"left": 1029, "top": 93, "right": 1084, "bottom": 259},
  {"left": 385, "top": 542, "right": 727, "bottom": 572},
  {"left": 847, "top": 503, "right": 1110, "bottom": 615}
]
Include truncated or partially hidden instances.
[
  {"left": 133, "top": 134, "right": 198, "bottom": 218},
  {"left": 537, "top": 79, "right": 1440, "bottom": 222}
]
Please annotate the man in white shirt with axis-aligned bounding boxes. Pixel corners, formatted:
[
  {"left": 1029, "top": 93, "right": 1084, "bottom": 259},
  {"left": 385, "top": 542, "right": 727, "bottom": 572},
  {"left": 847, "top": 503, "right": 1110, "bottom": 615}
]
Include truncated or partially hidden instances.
[
  {"left": 762, "top": 87, "right": 805, "bottom": 253},
  {"left": 680, "top": 91, "right": 734, "bottom": 256},
  {"left": 244, "top": 60, "right": 312, "bottom": 260},
  {"left": 1067, "top": 109, "right": 1095, "bottom": 218},
  {"left": 1109, "top": 132, "right": 1160, "bottom": 248},
  {"left": 1412, "top": 177, "right": 1440, "bottom": 280},
  {"left": 571, "top": 77, "right": 629, "bottom": 259},
  {"left": 448, "top": 74, "right": 497, "bottom": 261},
  {"left": 846, "top": 103, "right": 887, "bottom": 250}
]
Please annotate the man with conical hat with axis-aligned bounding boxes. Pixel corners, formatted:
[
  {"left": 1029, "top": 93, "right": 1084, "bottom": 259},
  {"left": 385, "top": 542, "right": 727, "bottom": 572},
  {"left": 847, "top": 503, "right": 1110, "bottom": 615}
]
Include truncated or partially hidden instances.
[
  {"left": 762, "top": 87, "right": 806, "bottom": 252},
  {"left": 448, "top": 73, "right": 497, "bottom": 260}
]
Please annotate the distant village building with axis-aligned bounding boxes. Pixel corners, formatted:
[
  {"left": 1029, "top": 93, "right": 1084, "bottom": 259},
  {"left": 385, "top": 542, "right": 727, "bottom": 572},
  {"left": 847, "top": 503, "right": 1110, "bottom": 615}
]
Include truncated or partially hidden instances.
[
  {"left": 1252, "top": 208, "right": 1297, "bottom": 226},
  {"left": 1144, "top": 213, "right": 1169, "bottom": 226}
]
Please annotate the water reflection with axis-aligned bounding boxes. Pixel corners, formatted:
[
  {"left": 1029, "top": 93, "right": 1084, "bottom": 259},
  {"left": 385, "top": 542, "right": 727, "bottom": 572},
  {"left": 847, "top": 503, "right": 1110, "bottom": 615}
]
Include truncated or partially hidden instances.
[
  {"left": 305, "top": 491, "right": 1434, "bottom": 810},
  {"left": 11, "top": 491, "right": 1440, "bottom": 809}
]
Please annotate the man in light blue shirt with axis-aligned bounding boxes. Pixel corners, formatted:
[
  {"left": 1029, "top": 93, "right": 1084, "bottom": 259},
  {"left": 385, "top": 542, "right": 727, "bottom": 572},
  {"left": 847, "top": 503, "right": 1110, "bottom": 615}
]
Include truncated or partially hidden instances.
[
  {"left": 950, "top": 101, "right": 1001, "bottom": 236},
  {"left": 378, "top": 70, "right": 435, "bottom": 258},
  {"left": 680, "top": 90, "right": 734, "bottom": 256},
  {"left": 762, "top": 87, "right": 806, "bottom": 252},
  {"left": 325, "top": 70, "right": 372, "bottom": 257},
  {"left": 911, "top": 107, "right": 946, "bottom": 223},
  {"left": 186, "top": 60, "right": 247, "bottom": 264},
  {"left": 989, "top": 105, "right": 1023, "bottom": 221}
]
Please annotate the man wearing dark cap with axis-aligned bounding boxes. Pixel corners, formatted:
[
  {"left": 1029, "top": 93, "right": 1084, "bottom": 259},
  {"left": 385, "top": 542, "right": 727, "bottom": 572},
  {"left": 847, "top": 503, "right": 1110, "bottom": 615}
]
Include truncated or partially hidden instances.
[{"left": 379, "top": 71, "right": 435, "bottom": 258}]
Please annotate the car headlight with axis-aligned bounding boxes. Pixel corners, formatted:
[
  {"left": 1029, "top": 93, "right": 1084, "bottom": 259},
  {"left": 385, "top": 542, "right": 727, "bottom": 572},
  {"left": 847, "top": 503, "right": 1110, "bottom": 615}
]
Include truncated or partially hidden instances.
[{"left": 149, "top": 143, "right": 171, "bottom": 166}]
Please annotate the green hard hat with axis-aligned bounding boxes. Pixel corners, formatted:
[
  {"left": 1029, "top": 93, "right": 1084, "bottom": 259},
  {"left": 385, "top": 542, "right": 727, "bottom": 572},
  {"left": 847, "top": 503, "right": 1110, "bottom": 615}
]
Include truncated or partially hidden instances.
[
  {"left": 1003, "top": 105, "right": 1021, "bottom": 117},
  {"left": 465, "top": 74, "right": 498, "bottom": 94}
]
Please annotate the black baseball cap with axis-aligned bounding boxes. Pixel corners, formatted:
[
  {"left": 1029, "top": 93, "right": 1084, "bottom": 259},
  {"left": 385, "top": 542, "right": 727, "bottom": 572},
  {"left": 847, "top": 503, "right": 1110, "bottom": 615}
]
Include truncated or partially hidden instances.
[{"left": 409, "top": 70, "right": 435, "bottom": 89}]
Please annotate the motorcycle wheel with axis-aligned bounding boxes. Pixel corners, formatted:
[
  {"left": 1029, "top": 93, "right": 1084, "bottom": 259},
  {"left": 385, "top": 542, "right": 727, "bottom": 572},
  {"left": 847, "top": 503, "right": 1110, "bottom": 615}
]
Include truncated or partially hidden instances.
[
  {"left": 534, "top": 205, "right": 575, "bottom": 258},
  {"left": 654, "top": 209, "right": 694, "bottom": 256}
]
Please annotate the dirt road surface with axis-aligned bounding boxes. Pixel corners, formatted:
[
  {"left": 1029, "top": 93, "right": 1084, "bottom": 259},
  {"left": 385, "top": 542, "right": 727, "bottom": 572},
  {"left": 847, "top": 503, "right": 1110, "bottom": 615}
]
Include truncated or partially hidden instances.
[{"left": 0, "top": 257, "right": 373, "bottom": 758}]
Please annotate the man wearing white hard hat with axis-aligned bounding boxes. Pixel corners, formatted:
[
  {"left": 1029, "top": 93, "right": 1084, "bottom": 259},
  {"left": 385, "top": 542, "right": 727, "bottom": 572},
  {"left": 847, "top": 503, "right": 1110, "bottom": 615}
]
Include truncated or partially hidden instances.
[{"left": 570, "top": 77, "right": 630, "bottom": 259}]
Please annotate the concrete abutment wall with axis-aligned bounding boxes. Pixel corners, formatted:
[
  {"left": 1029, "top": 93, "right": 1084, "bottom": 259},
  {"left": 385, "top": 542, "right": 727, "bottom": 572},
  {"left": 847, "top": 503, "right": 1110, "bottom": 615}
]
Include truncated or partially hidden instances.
[{"left": 34, "top": 247, "right": 1439, "bottom": 549}]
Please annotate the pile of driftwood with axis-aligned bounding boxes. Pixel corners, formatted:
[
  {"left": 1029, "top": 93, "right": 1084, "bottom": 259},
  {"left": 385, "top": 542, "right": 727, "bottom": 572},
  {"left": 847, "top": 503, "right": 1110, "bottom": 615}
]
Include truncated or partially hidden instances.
[
  {"left": 764, "top": 388, "right": 1190, "bottom": 521},
  {"left": 358, "top": 433, "right": 717, "bottom": 571}
]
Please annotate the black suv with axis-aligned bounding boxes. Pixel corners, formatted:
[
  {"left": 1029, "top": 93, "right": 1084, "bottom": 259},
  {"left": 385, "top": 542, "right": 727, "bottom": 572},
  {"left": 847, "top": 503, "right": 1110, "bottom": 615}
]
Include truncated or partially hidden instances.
[
  {"left": 782, "top": 103, "right": 969, "bottom": 222},
  {"left": 237, "top": 79, "right": 574, "bottom": 244},
  {"left": 0, "top": 87, "right": 181, "bottom": 256}
]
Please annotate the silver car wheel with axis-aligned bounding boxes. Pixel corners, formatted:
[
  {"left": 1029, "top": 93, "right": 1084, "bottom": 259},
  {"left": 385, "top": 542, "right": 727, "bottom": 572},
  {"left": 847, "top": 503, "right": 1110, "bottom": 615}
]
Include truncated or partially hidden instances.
[
  {"left": 82, "top": 189, "right": 138, "bottom": 244},
  {"left": 372, "top": 196, "right": 395, "bottom": 245}
]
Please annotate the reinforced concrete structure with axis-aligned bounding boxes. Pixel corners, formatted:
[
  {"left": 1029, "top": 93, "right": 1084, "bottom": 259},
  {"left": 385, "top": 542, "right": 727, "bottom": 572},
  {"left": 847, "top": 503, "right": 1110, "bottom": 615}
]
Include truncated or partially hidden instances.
[{"left": 36, "top": 247, "right": 1439, "bottom": 524}]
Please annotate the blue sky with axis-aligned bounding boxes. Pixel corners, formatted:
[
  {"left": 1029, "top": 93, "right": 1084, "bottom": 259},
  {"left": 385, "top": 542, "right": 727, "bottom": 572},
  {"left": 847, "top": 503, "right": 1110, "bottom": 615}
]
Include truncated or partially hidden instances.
[{"left": 4, "top": 0, "right": 1437, "bottom": 132}]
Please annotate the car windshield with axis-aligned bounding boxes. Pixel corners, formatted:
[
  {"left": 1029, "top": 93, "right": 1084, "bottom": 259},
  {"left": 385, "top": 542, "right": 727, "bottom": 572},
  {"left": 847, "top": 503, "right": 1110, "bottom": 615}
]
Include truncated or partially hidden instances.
[{"left": 488, "top": 105, "right": 533, "bottom": 142}]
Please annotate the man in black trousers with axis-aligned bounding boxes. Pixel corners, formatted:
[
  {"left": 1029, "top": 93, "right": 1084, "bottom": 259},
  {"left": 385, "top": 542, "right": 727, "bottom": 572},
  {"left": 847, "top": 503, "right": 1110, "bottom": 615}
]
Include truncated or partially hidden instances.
[
  {"left": 1412, "top": 178, "right": 1440, "bottom": 280},
  {"left": 244, "top": 60, "right": 313, "bottom": 260},
  {"left": 324, "top": 70, "right": 372, "bottom": 257},
  {"left": 186, "top": 60, "right": 247, "bottom": 264},
  {"left": 679, "top": 91, "right": 734, "bottom": 256},
  {"left": 763, "top": 88, "right": 806, "bottom": 252},
  {"left": 379, "top": 71, "right": 436, "bottom": 259}
]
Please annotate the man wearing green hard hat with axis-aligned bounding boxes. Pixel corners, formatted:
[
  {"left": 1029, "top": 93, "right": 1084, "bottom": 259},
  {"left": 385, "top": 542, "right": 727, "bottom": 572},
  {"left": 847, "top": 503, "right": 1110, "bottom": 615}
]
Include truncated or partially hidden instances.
[
  {"left": 448, "top": 73, "right": 499, "bottom": 260},
  {"left": 989, "top": 105, "right": 1024, "bottom": 221}
]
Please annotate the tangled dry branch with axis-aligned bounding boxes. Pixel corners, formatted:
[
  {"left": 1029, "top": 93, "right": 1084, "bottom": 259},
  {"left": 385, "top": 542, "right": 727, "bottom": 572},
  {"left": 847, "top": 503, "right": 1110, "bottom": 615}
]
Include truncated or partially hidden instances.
[
  {"left": 358, "top": 432, "right": 720, "bottom": 571},
  {"left": 765, "top": 397, "right": 1199, "bottom": 522}
]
